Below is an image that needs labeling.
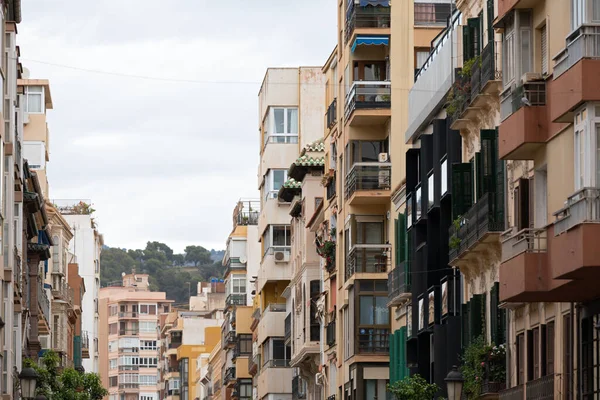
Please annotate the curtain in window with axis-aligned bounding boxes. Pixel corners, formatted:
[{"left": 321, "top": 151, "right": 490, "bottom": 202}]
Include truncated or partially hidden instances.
[
  {"left": 415, "top": 3, "right": 435, "bottom": 24},
  {"left": 287, "top": 109, "right": 298, "bottom": 133}
]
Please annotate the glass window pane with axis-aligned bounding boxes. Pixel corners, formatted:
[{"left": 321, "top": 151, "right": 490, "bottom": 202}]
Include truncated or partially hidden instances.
[
  {"left": 357, "top": 222, "right": 383, "bottom": 244},
  {"left": 428, "top": 174, "right": 434, "bottom": 209},
  {"left": 273, "top": 170, "right": 285, "bottom": 191},
  {"left": 360, "top": 141, "right": 381, "bottom": 162},
  {"left": 272, "top": 226, "right": 287, "bottom": 246},
  {"left": 274, "top": 109, "right": 284, "bottom": 133},
  {"left": 441, "top": 160, "right": 448, "bottom": 195},
  {"left": 359, "top": 296, "right": 374, "bottom": 325},
  {"left": 287, "top": 109, "right": 298, "bottom": 133},
  {"left": 374, "top": 296, "right": 389, "bottom": 324},
  {"left": 28, "top": 94, "right": 42, "bottom": 113}
]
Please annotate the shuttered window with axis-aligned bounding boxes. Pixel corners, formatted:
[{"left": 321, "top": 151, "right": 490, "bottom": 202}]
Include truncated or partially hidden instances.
[
  {"left": 470, "top": 294, "right": 484, "bottom": 340},
  {"left": 547, "top": 321, "right": 555, "bottom": 375},
  {"left": 452, "top": 163, "right": 474, "bottom": 219},
  {"left": 490, "top": 283, "right": 506, "bottom": 345},
  {"left": 517, "top": 333, "right": 525, "bottom": 385},
  {"left": 541, "top": 24, "right": 548, "bottom": 75}
]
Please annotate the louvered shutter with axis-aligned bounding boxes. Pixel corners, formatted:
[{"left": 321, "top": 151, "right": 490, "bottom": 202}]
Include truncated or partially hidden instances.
[
  {"left": 452, "top": 163, "right": 474, "bottom": 219},
  {"left": 470, "top": 294, "right": 484, "bottom": 340},
  {"left": 541, "top": 25, "right": 548, "bottom": 75}
]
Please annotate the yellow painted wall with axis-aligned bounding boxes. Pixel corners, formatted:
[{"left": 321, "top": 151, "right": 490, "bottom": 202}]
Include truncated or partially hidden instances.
[
  {"left": 234, "top": 306, "right": 253, "bottom": 334},
  {"left": 260, "top": 282, "right": 288, "bottom": 309}
]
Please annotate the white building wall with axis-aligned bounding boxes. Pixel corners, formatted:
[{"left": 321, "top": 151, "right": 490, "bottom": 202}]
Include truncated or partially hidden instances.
[
  {"left": 246, "top": 225, "right": 260, "bottom": 306},
  {"left": 63, "top": 214, "right": 101, "bottom": 372}
]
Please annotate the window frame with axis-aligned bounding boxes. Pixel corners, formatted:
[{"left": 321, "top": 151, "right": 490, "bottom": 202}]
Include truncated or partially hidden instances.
[
  {"left": 574, "top": 104, "right": 600, "bottom": 190},
  {"left": 23, "top": 85, "right": 44, "bottom": 114},
  {"left": 264, "top": 107, "right": 299, "bottom": 145},
  {"left": 264, "top": 169, "right": 288, "bottom": 199}
]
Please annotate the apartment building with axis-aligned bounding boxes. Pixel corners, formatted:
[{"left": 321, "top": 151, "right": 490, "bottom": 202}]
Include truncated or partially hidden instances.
[
  {"left": 495, "top": 0, "right": 600, "bottom": 398},
  {"left": 68, "top": 261, "right": 88, "bottom": 371},
  {"left": 252, "top": 67, "right": 325, "bottom": 400},
  {"left": 99, "top": 272, "right": 173, "bottom": 400},
  {"left": 277, "top": 139, "right": 325, "bottom": 400},
  {"left": 218, "top": 200, "right": 259, "bottom": 400},
  {"left": 57, "top": 200, "right": 103, "bottom": 372}
]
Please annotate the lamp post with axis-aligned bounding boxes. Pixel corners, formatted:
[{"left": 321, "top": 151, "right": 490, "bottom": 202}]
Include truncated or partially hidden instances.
[
  {"left": 445, "top": 365, "right": 464, "bottom": 400},
  {"left": 18, "top": 367, "right": 38, "bottom": 400}
]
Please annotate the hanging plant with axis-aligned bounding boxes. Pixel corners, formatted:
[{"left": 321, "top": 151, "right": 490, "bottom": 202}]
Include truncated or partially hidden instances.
[{"left": 316, "top": 234, "right": 336, "bottom": 272}]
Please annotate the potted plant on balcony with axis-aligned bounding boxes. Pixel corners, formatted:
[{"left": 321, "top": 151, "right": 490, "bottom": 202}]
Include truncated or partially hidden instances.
[
  {"left": 387, "top": 374, "right": 439, "bottom": 400},
  {"left": 461, "top": 336, "right": 506, "bottom": 399},
  {"left": 316, "top": 229, "right": 336, "bottom": 273},
  {"left": 449, "top": 217, "right": 462, "bottom": 250}
]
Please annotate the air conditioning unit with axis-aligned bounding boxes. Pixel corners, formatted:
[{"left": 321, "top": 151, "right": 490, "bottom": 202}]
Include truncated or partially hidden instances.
[
  {"left": 378, "top": 153, "right": 389, "bottom": 162},
  {"left": 520, "top": 72, "right": 542, "bottom": 85},
  {"left": 274, "top": 251, "right": 289, "bottom": 263},
  {"left": 23, "top": 113, "right": 29, "bottom": 124}
]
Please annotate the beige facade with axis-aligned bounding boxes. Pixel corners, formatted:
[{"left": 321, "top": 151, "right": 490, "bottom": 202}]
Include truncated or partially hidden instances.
[{"left": 99, "top": 272, "right": 172, "bottom": 400}]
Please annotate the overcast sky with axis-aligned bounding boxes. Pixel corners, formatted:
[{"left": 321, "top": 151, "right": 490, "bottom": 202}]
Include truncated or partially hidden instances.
[{"left": 18, "top": 0, "right": 337, "bottom": 252}]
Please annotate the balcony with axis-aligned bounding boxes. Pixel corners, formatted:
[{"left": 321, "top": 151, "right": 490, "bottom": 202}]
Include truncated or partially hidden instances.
[
  {"left": 248, "top": 354, "right": 260, "bottom": 376},
  {"left": 499, "top": 81, "right": 548, "bottom": 160},
  {"left": 257, "top": 247, "right": 292, "bottom": 294},
  {"left": 257, "top": 304, "right": 286, "bottom": 344},
  {"left": 525, "top": 374, "right": 554, "bottom": 400},
  {"left": 344, "top": 163, "right": 391, "bottom": 204},
  {"left": 226, "top": 294, "right": 246, "bottom": 309},
  {"left": 326, "top": 98, "right": 337, "bottom": 129},
  {"left": 326, "top": 174, "right": 337, "bottom": 201},
  {"left": 357, "top": 328, "right": 390, "bottom": 353},
  {"left": 500, "top": 228, "right": 549, "bottom": 302},
  {"left": 119, "top": 329, "right": 139, "bottom": 336},
  {"left": 326, "top": 320, "right": 336, "bottom": 347},
  {"left": 81, "top": 331, "right": 90, "bottom": 358},
  {"left": 345, "top": 245, "right": 390, "bottom": 281},
  {"left": 552, "top": 25, "right": 600, "bottom": 122},
  {"left": 499, "top": 385, "right": 523, "bottom": 400},
  {"left": 118, "top": 365, "right": 139, "bottom": 371},
  {"left": 407, "top": 16, "right": 461, "bottom": 143},
  {"left": 344, "top": 1, "right": 390, "bottom": 44},
  {"left": 118, "top": 312, "right": 138, "bottom": 319},
  {"left": 236, "top": 210, "right": 259, "bottom": 226},
  {"left": 344, "top": 81, "right": 391, "bottom": 126},
  {"left": 448, "top": 193, "right": 505, "bottom": 266},
  {"left": 551, "top": 188, "right": 600, "bottom": 281},
  {"left": 223, "top": 367, "right": 236, "bottom": 386},
  {"left": 256, "top": 360, "right": 292, "bottom": 398},
  {"left": 118, "top": 383, "right": 140, "bottom": 390},
  {"left": 38, "top": 279, "right": 51, "bottom": 334},
  {"left": 387, "top": 263, "right": 411, "bottom": 306},
  {"left": 225, "top": 330, "right": 236, "bottom": 348},
  {"left": 284, "top": 314, "right": 291, "bottom": 343}
]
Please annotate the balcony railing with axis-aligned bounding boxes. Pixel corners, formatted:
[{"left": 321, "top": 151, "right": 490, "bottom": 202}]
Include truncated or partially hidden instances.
[
  {"left": 480, "top": 41, "right": 502, "bottom": 90},
  {"left": 327, "top": 98, "right": 337, "bottom": 129},
  {"left": 501, "top": 228, "right": 547, "bottom": 262},
  {"left": 38, "top": 278, "right": 50, "bottom": 324},
  {"left": 499, "top": 385, "right": 523, "bottom": 400},
  {"left": 448, "top": 193, "right": 505, "bottom": 263},
  {"left": 326, "top": 174, "right": 337, "bottom": 201},
  {"left": 500, "top": 81, "right": 546, "bottom": 121},
  {"left": 346, "top": 245, "right": 390, "bottom": 281},
  {"left": 226, "top": 294, "right": 246, "bottom": 308},
  {"left": 326, "top": 320, "right": 336, "bottom": 346},
  {"left": 119, "top": 329, "right": 139, "bottom": 336},
  {"left": 344, "top": 3, "right": 390, "bottom": 43},
  {"left": 388, "top": 263, "right": 411, "bottom": 303},
  {"left": 236, "top": 210, "right": 259, "bottom": 226},
  {"left": 118, "top": 365, "right": 139, "bottom": 371},
  {"left": 223, "top": 367, "right": 236, "bottom": 385},
  {"left": 248, "top": 354, "right": 260, "bottom": 375},
  {"left": 554, "top": 188, "right": 600, "bottom": 236},
  {"left": 284, "top": 314, "right": 291, "bottom": 343},
  {"left": 118, "top": 312, "right": 138, "bottom": 318},
  {"left": 481, "top": 381, "right": 505, "bottom": 395},
  {"left": 526, "top": 374, "right": 554, "bottom": 400},
  {"left": 345, "top": 81, "right": 391, "bottom": 119},
  {"left": 263, "top": 359, "right": 290, "bottom": 368},
  {"left": 357, "top": 328, "right": 390, "bottom": 353},
  {"left": 266, "top": 303, "right": 286, "bottom": 312},
  {"left": 118, "top": 383, "right": 140, "bottom": 389},
  {"left": 554, "top": 25, "right": 600, "bottom": 78},
  {"left": 345, "top": 163, "right": 391, "bottom": 199},
  {"left": 414, "top": 3, "right": 451, "bottom": 26},
  {"left": 225, "top": 331, "right": 236, "bottom": 346}
]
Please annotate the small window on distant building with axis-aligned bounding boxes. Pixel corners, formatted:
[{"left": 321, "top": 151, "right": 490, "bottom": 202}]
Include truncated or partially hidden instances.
[{"left": 24, "top": 86, "right": 43, "bottom": 114}]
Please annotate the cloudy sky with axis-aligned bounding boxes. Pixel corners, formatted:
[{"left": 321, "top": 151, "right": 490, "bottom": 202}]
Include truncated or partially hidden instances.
[{"left": 18, "top": 0, "right": 337, "bottom": 252}]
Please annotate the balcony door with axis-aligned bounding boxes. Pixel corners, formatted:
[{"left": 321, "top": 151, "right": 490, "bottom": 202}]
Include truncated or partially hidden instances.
[{"left": 353, "top": 61, "right": 387, "bottom": 82}]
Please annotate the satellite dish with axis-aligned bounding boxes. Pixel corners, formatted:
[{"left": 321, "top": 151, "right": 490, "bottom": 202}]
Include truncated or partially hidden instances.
[{"left": 239, "top": 256, "right": 247, "bottom": 264}]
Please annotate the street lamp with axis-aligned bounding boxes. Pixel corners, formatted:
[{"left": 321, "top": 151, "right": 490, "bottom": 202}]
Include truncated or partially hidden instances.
[
  {"left": 445, "top": 365, "right": 464, "bottom": 400},
  {"left": 18, "top": 367, "right": 38, "bottom": 400}
]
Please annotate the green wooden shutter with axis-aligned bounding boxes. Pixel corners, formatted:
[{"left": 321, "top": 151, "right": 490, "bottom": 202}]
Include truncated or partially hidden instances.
[
  {"left": 390, "top": 330, "right": 397, "bottom": 383},
  {"left": 470, "top": 294, "right": 484, "bottom": 340},
  {"left": 480, "top": 129, "right": 497, "bottom": 195},
  {"left": 463, "top": 22, "right": 472, "bottom": 62},
  {"left": 466, "top": 17, "right": 481, "bottom": 60},
  {"left": 495, "top": 130, "right": 506, "bottom": 229},
  {"left": 487, "top": 0, "right": 495, "bottom": 43},
  {"left": 462, "top": 302, "right": 470, "bottom": 349},
  {"left": 399, "top": 326, "right": 408, "bottom": 380},
  {"left": 452, "top": 162, "right": 474, "bottom": 219},
  {"left": 475, "top": 152, "right": 483, "bottom": 201},
  {"left": 482, "top": 292, "right": 487, "bottom": 340},
  {"left": 490, "top": 283, "right": 499, "bottom": 345}
]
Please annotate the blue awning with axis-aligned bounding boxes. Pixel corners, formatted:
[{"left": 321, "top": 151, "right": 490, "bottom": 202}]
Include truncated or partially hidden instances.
[
  {"left": 359, "top": 0, "right": 389, "bottom": 5},
  {"left": 351, "top": 36, "right": 389, "bottom": 52}
]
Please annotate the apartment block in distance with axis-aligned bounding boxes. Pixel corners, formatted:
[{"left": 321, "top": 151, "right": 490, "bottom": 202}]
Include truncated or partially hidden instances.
[
  {"left": 99, "top": 271, "right": 173, "bottom": 400},
  {"left": 251, "top": 67, "right": 325, "bottom": 400}
]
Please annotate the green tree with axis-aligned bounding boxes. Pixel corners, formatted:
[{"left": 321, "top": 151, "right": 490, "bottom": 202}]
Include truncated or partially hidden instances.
[
  {"left": 172, "top": 254, "right": 185, "bottom": 266},
  {"left": 387, "top": 374, "right": 439, "bottom": 400},
  {"left": 184, "top": 245, "right": 211, "bottom": 267},
  {"left": 24, "top": 351, "right": 108, "bottom": 400},
  {"left": 143, "top": 241, "right": 173, "bottom": 263}
]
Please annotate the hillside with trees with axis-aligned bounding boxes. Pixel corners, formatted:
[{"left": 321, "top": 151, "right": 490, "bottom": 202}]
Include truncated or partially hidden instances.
[{"left": 100, "top": 242, "right": 225, "bottom": 304}]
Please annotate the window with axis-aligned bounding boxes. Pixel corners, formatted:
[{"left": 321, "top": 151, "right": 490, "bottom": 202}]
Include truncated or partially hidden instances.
[
  {"left": 441, "top": 158, "right": 448, "bottom": 195},
  {"left": 237, "top": 334, "right": 252, "bottom": 355},
  {"left": 140, "top": 321, "right": 157, "bottom": 333},
  {"left": 502, "top": 10, "right": 532, "bottom": 88},
  {"left": 139, "top": 304, "right": 157, "bottom": 315},
  {"left": 263, "top": 225, "right": 291, "bottom": 255},
  {"left": 109, "top": 376, "right": 118, "bottom": 387},
  {"left": 24, "top": 86, "right": 43, "bottom": 113},
  {"left": 108, "top": 340, "right": 117, "bottom": 352},
  {"left": 141, "top": 394, "right": 156, "bottom": 400},
  {"left": 109, "top": 323, "right": 117, "bottom": 335},
  {"left": 427, "top": 173, "right": 434, "bottom": 209},
  {"left": 349, "top": 140, "right": 388, "bottom": 164},
  {"left": 264, "top": 169, "right": 288, "bottom": 199},
  {"left": 231, "top": 275, "right": 246, "bottom": 294},
  {"left": 119, "top": 355, "right": 139, "bottom": 368},
  {"left": 540, "top": 24, "right": 548, "bottom": 75},
  {"left": 359, "top": 296, "right": 389, "bottom": 325},
  {"left": 574, "top": 105, "right": 600, "bottom": 190},
  {"left": 517, "top": 333, "right": 525, "bottom": 385},
  {"left": 119, "top": 374, "right": 139, "bottom": 384},
  {"left": 139, "top": 375, "right": 158, "bottom": 386},
  {"left": 407, "top": 194, "right": 413, "bottom": 229},
  {"left": 109, "top": 359, "right": 117, "bottom": 369},
  {"left": 570, "top": 0, "right": 600, "bottom": 27},
  {"left": 140, "top": 340, "right": 157, "bottom": 351},
  {"left": 356, "top": 281, "right": 389, "bottom": 354},
  {"left": 139, "top": 357, "right": 158, "bottom": 368},
  {"left": 109, "top": 305, "right": 118, "bottom": 316},
  {"left": 545, "top": 322, "right": 555, "bottom": 375},
  {"left": 416, "top": 50, "right": 430, "bottom": 70},
  {"left": 353, "top": 61, "right": 387, "bottom": 81},
  {"left": 264, "top": 107, "right": 298, "bottom": 145}
]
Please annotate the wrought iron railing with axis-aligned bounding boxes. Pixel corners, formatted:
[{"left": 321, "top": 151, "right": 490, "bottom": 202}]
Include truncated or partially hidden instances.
[
  {"left": 481, "top": 41, "right": 502, "bottom": 88},
  {"left": 500, "top": 81, "right": 546, "bottom": 121},
  {"left": 236, "top": 210, "right": 259, "bottom": 226},
  {"left": 448, "top": 193, "right": 505, "bottom": 262},
  {"left": 263, "top": 359, "right": 290, "bottom": 368},
  {"left": 345, "top": 163, "right": 391, "bottom": 199},
  {"left": 326, "top": 320, "right": 336, "bottom": 346},
  {"left": 345, "top": 4, "right": 391, "bottom": 43},
  {"left": 223, "top": 367, "right": 236, "bottom": 385},
  {"left": 357, "top": 328, "right": 390, "bottom": 353},
  {"left": 481, "top": 381, "right": 505, "bottom": 395},
  {"left": 248, "top": 354, "right": 260, "bottom": 375},
  {"left": 37, "top": 277, "right": 50, "bottom": 325},
  {"left": 327, "top": 98, "right": 337, "bottom": 129},
  {"left": 526, "top": 374, "right": 554, "bottom": 400},
  {"left": 554, "top": 188, "right": 600, "bottom": 236},
  {"left": 554, "top": 24, "right": 600, "bottom": 78},
  {"left": 345, "top": 81, "right": 391, "bottom": 119},
  {"left": 498, "top": 385, "right": 523, "bottom": 400},
  {"left": 346, "top": 245, "right": 390, "bottom": 281},
  {"left": 226, "top": 294, "right": 246, "bottom": 308},
  {"left": 388, "top": 262, "right": 411, "bottom": 304}
]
